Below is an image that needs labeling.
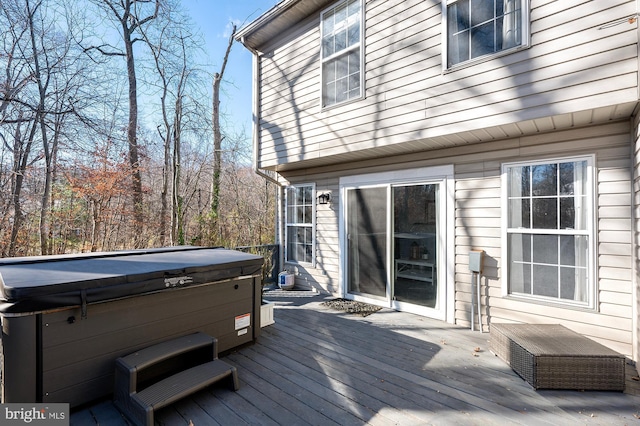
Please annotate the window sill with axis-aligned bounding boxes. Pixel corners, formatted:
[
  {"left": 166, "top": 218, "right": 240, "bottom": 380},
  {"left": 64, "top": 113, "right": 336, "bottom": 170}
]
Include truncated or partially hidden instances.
[
  {"left": 284, "top": 260, "right": 315, "bottom": 268},
  {"left": 443, "top": 44, "right": 530, "bottom": 74},
  {"left": 503, "top": 293, "right": 596, "bottom": 313},
  {"left": 321, "top": 94, "right": 365, "bottom": 113}
]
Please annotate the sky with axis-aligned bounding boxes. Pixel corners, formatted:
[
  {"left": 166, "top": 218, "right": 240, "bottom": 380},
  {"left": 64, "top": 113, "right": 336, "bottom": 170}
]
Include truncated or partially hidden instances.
[{"left": 181, "top": 0, "right": 280, "bottom": 137}]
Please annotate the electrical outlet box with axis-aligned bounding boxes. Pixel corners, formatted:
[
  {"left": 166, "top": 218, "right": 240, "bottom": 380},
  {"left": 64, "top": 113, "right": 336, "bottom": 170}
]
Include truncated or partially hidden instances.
[{"left": 469, "top": 250, "right": 484, "bottom": 273}]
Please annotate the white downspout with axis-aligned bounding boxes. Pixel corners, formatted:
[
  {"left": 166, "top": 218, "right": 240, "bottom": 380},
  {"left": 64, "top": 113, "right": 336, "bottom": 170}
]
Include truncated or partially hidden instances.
[
  {"left": 242, "top": 38, "right": 286, "bottom": 274},
  {"left": 636, "top": 0, "right": 640, "bottom": 372}
]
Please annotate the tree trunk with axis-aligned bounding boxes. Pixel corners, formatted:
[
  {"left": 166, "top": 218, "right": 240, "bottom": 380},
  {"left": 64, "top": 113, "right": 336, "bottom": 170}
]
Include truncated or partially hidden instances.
[
  {"left": 173, "top": 95, "right": 184, "bottom": 245},
  {"left": 123, "top": 24, "right": 144, "bottom": 244},
  {"left": 211, "top": 25, "right": 236, "bottom": 220},
  {"left": 211, "top": 73, "right": 222, "bottom": 217},
  {"left": 26, "top": 0, "right": 53, "bottom": 255},
  {"left": 159, "top": 87, "right": 171, "bottom": 246},
  {"left": 9, "top": 118, "right": 38, "bottom": 257}
]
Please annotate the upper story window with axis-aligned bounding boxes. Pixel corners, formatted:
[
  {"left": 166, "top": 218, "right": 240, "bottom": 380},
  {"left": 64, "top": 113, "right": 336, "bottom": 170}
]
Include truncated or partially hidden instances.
[
  {"left": 445, "top": 0, "right": 528, "bottom": 68},
  {"left": 503, "top": 156, "right": 594, "bottom": 308},
  {"left": 321, "top": 0, "right": 363, "bottom": 107},
  {"left": 285, "top": 184, "right": 315, "bottom": 264}
]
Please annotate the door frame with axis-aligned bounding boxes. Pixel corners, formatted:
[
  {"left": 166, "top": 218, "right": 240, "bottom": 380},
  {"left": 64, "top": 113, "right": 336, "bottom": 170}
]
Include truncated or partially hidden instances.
[{"left": 339, "top": 165, "right": 455, "bottom": 322}]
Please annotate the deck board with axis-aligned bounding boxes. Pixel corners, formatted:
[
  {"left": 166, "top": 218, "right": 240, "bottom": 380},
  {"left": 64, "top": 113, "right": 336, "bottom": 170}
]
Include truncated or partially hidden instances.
[
  {"left": 71, "top": 294, "right": 640, "bottom": 425},
  {"left": 236, "top": 345, "right": 370, "bottom": 425},
  {"left": 273, "top": 306, "right": 560, "bottom": 425}
]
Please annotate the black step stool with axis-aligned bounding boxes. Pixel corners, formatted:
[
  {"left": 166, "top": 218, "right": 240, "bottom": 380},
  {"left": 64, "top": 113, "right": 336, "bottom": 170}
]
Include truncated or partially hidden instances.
[{"left": 114, "top": 332, "right": 239, "bottom": 426}]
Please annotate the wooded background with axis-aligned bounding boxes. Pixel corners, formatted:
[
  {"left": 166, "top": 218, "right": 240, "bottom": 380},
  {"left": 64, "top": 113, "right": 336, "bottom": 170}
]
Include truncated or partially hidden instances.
[{"left": 0, "top": 0, "right": 276, "bottom": 257}]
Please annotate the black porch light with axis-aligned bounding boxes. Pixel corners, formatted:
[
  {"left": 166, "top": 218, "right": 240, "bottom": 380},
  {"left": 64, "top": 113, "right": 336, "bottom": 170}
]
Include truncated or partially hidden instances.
[{"left": 318, "top": 192, "right": 331, "bottom": 205}]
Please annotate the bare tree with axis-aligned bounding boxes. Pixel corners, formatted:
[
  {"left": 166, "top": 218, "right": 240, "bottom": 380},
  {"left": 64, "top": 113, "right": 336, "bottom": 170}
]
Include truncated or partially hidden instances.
[
  {"left": 25, "top": 0, "right": 82, "bottom": 254},
  {"left": 211, "top": 24, "right": 236, "bottom": 219},
  {"left": 143, "top": 16, "right": 177, "bottom": 246},
  {"left": 139, "top": 2, "right": 208, "bottom": 246},
  {"left": 0, "top": 0, "right": 275, "bottom": 256},
  {"left": 85, "top": 0, "right": 160, "bottom": 246},
  {"left": 1, "top": 0, "right": 42, "bottom": 256}
]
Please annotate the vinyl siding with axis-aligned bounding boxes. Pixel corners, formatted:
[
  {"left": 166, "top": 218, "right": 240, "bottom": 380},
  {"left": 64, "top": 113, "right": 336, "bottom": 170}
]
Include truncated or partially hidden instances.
[
  {"left": 256, "top": 0, "right": 638, "bottom": 170},
  {"left": 282, "top": 121, "right": 636, "bottom": 357},
  {"left": 453, "top": 122, "right": 634, "bottom": 356},
  {"left": 285, "top": 179, "right": 341, "bottom": 294},
  {"left": 249, "top": 0, "right": 639, "bottom": 363}
]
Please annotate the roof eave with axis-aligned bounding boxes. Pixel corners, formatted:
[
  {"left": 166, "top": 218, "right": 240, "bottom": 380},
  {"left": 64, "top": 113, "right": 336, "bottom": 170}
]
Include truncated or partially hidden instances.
[
  {"left": 235, "top": 0, "right": 300, "bottom": 50},
  {"left": 236, "top": 0, "right": 336, "bottom": 51}
]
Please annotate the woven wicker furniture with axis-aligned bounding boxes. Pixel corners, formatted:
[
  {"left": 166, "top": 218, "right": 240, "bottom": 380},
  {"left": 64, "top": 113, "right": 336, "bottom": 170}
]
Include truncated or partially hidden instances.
[{"left": 490, "top": 323, "right": 625, "bottom": 391}]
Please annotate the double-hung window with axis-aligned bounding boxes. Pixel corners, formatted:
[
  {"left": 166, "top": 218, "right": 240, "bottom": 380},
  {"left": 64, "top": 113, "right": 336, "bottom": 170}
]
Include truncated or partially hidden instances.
[
  {"left": 445, "top": 0, "right": 528, "bottom": 68},
  {"left": 503, "top": 157, "right": 594, "bottom": 307},
  {"left": 286, "top": 184, "right": 315, "bottom": 264},
  {"left": 321, "top": 0, "right": 363, "bottom": 107}
]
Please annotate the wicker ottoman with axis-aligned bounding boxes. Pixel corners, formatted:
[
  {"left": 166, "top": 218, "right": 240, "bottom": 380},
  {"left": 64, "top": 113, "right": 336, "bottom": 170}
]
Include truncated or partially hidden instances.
[{"left": 490, "top": 323, "right": 625, "bottom": 391}]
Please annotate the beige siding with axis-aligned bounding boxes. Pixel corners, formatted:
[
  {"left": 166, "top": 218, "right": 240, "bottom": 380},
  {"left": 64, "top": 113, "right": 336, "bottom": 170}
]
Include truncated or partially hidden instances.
[
  {"left": 256, "top": 0, "right": 638, "bottom": 169},
  {"left": 285, "top": 179, "right": 341, "bottom": 294},
  {"left": 251, "top": 0, "right": 639, "bottom": 365},
  {"left": 281, "top": 121, "right": 635, "bottom": 358},
  {"left": 452, "top": 123, "right": 634, "bottom": 356}
]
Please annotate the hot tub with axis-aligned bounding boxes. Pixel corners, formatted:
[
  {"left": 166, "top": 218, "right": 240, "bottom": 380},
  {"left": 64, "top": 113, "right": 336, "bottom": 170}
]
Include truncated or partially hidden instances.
[{"left": 0, "top": 246, "right": 263, "bottom": 407}]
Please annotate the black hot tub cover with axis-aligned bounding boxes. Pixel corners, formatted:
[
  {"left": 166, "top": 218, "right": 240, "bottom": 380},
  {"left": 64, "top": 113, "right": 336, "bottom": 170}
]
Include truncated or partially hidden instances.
[{"left": 0, "top": 246, "right": 263, "bottom": 314}]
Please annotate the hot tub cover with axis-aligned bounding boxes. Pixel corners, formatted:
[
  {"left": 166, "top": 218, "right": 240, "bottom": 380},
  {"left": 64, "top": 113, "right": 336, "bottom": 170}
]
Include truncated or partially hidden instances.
[{"left": 0, "top": 246, "right": 263, "bottom": 314}]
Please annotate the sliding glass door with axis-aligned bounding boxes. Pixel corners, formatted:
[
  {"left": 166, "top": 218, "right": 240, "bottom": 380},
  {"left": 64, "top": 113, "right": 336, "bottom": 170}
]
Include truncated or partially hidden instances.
[
  {"left": 392, "top": 184, "right": 439, "bottom": 310},
  {"left": 346, "top": 186, "right": 388, "bottom": 299},
  {"left": 343, "top": 171, "right": 447, "bottom": 319}
]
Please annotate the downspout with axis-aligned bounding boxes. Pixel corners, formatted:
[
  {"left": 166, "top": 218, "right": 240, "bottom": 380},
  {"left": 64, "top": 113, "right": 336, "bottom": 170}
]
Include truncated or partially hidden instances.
[
  {"left": 631, "top": 0, "right": 640, "bottom": 375},
  {"left": 242, "top": 38, "right": 286, "bottom": 275}
]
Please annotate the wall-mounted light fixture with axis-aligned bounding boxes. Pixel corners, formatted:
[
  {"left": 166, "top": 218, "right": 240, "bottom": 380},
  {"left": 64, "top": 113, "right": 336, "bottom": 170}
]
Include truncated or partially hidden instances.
[{"left": 317, "top": 192, "right": 331, "bottom": 205}]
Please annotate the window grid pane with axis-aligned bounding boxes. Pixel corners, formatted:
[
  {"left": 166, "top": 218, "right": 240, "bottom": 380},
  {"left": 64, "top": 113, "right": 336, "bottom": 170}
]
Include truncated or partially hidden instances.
[
  {"left": 447, "top": 0, "right": 523, "bottom": 67},
  {"left": 322, "top": 0, "right": 361, "bottom": 106},
  {"left": 506, "top": 159, "right": 590, "bottom": 305},
  {"left": 286, "top": 185, "right": 314, "bottom": 264}
]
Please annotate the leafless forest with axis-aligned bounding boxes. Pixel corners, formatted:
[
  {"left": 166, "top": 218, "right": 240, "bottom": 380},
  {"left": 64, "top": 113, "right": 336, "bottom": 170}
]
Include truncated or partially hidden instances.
[{"left": 0, "top": 0, "right": 276, "bottom": 257}]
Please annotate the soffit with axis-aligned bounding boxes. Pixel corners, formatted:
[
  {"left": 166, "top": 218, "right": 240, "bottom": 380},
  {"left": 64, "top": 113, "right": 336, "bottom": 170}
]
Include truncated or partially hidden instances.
[
  {"left": 267, "top": 102, "right": 639, "bottom": 173},
  {"left": 236, "top": 0, "right": 335, "bottom": 51}
]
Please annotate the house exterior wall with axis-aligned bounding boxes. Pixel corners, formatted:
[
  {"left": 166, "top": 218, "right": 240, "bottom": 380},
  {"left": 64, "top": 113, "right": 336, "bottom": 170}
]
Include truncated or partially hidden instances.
[
  {"left": 240, "top": 0, "right": 640, "bottom": 365},
  {"left": 256, "top": 0, "right": 638, "bottom": 170},
  {"left": 284, "top": 177, "right": 341, "bottom": 293},
  {"left": 283, "top": 121, "right": 635, "bottom": 357},
  {"left": 454, "top": 122, "right": 634, "bottom": 355}
]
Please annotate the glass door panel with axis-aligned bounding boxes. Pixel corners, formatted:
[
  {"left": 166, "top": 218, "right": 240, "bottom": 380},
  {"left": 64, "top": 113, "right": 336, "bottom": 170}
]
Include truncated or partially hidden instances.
[
  {"left": 346, "top": 187, "right": 388, "bottom": 298},
  {"left": 392, "top": 184, "right": 439, "bottom": 309}
]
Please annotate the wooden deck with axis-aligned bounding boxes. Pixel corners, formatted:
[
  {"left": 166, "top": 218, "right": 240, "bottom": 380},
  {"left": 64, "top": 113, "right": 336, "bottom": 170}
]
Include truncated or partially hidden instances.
[{"left": 72, "top": 292, "right": 640, "bottom": 425}]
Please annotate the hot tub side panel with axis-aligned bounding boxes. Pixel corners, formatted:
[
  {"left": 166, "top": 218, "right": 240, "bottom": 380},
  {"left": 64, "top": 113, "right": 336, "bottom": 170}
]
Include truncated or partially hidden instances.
[
  {"left": 38, "top": 274, "right": 260, "bottom": 407},
  {"left": 1, "top": 315, "right": 38, "bottom": 403}
]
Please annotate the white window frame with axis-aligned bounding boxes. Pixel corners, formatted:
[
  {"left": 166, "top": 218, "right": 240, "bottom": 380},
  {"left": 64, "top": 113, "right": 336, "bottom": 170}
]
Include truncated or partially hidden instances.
[
  {"left": 320, "top": 0, "right": 364, "bottom": 108},
  {"left": 442, "top": 0, "right": 530, "bottom": 70},
  {"left": 501, "top": 155, "right": 596, "bottom": 309},
  {"left": 339, "top": 165, "right": 456, "bottom": 323},
  {"left": 285, "top": 183, "right": 316, "bottom": 265}
]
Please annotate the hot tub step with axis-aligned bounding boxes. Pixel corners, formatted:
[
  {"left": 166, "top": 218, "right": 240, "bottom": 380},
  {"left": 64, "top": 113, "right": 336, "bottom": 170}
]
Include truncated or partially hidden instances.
[
  {"left": 117, "top": 332, "right": 216, "bottom": 372},
  {"left": 114, "top": 332, "right": 239, "bottom": 426},
  {"left": 132, "top": 360, "right": 238, "bottom": 424}
]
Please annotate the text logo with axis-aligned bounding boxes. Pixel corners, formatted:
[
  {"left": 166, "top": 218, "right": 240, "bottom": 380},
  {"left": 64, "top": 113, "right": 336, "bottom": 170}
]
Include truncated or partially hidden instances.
[{"left": 2, "top": 404, "right": 68, "bottom": 425}]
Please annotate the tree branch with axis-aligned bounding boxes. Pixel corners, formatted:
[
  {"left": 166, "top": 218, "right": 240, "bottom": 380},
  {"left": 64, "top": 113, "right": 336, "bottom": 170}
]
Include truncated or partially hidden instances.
[
  {"left": 82, "top": 44, "right": 126, "bottom": 57},
  {"left": 218, "top": 24, "right": 236, "bottom": 82},
  {"left": 129, "top": 0, "right": 160, "bottom": 32}
]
